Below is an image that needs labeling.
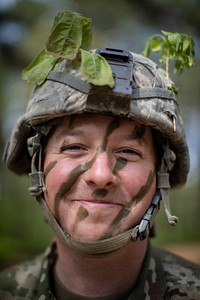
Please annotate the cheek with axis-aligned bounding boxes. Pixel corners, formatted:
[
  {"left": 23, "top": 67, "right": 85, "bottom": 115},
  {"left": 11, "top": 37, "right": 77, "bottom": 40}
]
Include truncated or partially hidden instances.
[
  {"left": 120, "top": 162, "right": 155, "bottom": 195},
  {"left": 43, "top": 158, "right": 70, "bottom": 201},
  {"left": 100, "top": 169, "right": 156, "bottom": 239},
  {"left": 118, "top": 173, "right": 156, "bottom": 234}
]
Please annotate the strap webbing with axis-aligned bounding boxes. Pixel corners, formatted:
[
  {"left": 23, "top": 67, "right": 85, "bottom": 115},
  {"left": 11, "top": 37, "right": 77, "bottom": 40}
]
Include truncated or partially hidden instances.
[
  {"left": 41, "top": 197, "right": 139, "bottom": 256},
  {"left": 47, "top": 71, "right": 176, "bottom": 101},
  {"left": 47, "top": 71, "right": 91, "bottom": 94},
  {"left": 131, "top": 87, "right": 176, "bottom": 100}
]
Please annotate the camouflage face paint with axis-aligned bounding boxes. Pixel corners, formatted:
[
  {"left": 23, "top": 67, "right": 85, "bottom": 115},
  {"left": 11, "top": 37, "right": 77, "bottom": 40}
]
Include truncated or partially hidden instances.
[
  {"left": 54, "top": 155, "right": 97, "bottom": 220},
  {"left": 129, "top": 170, "right": 154, "bottom": 206},
  {"left": 113, "top": 157, "right": 127, "bottom": 175},
  {"left": 71, "top": 205, "right": 89, "bottom": 234},
  {"left": 92, "top": 189, "right": 109, "bottom": 199},
  {"left": 102, "top": 118, "right": 120, "bottom": 151},
  {"left": 101, "top": 207, "right": 130, "bottom": 239},
  {"left": 89, "top": 119, "right": 124, "bottom": 200},
  {"left": 68, "top": 115, "right": 76, "bottom": 129},
  {"left": 100, "top": 170, "right": 155, "bottom": 239},
  {"left": 53, "top": 118, "right": 121, "bottom": 221},
  {"left": 91, "top": 158, "right": 127, "bottom": 201},
  {"left": 44, "top": 160, "right": 57, "bottom": 177},
  {"left": 131, "top": 125, "right": 146, "bottom": 145}
]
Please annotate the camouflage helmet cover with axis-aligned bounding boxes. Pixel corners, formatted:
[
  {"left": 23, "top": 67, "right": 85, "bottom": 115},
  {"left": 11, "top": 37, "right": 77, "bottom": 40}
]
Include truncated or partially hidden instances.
[{"left": 4, "top": 48, "right": 189, "bottom": 187}]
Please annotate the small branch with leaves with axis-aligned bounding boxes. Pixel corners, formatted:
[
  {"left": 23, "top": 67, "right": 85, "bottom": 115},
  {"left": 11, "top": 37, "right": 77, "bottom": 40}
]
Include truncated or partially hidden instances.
[{"left": 142, "top": 30, "right": 195, "bottom": 96}]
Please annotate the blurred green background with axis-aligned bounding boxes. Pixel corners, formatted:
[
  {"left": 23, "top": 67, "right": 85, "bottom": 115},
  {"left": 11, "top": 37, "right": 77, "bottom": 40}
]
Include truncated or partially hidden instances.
[{"left": 0, "top": 0, "right": 200, "bottom": 269}]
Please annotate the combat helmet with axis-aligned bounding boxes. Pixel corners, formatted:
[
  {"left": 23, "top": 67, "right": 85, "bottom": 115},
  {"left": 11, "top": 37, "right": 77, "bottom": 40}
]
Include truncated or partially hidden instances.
[
  {"left": 3, "top": 12, "right": 190, "bottom": 255},
  {"left": 5, "top": 47, "right": 189, "bottom": 183}
]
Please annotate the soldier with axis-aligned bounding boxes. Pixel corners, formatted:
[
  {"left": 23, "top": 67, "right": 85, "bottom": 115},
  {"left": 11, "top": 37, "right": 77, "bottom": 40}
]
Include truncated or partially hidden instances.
[{"left": 0, "top": 14, "right": 200, "bottom": 299}]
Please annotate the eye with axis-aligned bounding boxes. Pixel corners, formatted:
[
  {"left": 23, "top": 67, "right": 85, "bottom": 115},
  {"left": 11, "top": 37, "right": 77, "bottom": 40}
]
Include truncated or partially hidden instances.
[
  {"left": 115, "top": 147, "right": 142, "bottom": 160},
  {"left": 60, "top": 144, "right": 88, "bottom": 153},
  {"left": 62, "top": 145, "right": 81, "bottom": 151}
]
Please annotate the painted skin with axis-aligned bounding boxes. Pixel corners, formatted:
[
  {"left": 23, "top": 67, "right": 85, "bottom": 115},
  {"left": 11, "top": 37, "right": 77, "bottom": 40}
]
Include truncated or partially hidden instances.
[{"left": 43, "top": 114, "right": 157, "bottom": 242}]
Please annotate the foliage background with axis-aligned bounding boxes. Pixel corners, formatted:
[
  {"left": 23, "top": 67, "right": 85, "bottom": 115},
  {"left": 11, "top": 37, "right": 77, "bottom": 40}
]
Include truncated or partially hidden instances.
[{"left": 0, "top": 0, "right": 200, "bottom": 269}]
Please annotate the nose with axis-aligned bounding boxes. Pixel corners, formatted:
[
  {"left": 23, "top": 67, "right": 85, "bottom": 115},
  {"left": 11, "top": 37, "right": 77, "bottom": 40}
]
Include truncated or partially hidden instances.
[{"left": 84, "top": 152, "right": 117, "bottom": 188}]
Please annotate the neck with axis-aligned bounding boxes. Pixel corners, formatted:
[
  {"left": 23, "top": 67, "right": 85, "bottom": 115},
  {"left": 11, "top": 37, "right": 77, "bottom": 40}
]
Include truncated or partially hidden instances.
[{"left": 54, "top": 237, "right": 149, "bottom": 298}]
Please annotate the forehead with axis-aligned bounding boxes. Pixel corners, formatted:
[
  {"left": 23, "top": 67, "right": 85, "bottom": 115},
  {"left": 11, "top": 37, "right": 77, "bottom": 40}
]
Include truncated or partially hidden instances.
[
  {"left": 47, "top": 113, "right": 154, "bottom": 145},
  {"left": 53, "top": 113, "right": 145, "bottom": 132}
]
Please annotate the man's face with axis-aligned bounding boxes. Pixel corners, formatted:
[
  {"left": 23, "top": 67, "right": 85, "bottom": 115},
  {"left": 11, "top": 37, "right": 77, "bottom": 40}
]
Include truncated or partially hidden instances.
[{"left": 43, "top": 114, "right": 157, "bottom": 242}]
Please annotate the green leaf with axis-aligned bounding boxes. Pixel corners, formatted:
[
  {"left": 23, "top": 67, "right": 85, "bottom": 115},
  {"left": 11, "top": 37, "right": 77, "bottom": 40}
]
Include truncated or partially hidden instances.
[
  {"left": 80, "top": 49, "right": 115, "bottom": 88},
  {"left": 161, "top": 30, "right": 172, "bottom": 36},
  {"left": 142, "top": 40, "right": 151, "bottom": 57},
  {"left": 46, "top": 10, "right": 91, "bottom": 60},
  {"left": 151, "top": 39, "right": 163, "bottom": 52},
  {"left": 182, "top": 38, "right": 190, "bottom": 52},
  {"left": 22, "top": 49, "right": 58, "bottom": 85},
  {"left": 187, "top": 55, "right": 194, "bottom": 67},
  {"left": 168, "top": 32, "right": 181, "bottom": 46},
  {"left": 81, "top": 17, "right": 92, "bottom": 50}
]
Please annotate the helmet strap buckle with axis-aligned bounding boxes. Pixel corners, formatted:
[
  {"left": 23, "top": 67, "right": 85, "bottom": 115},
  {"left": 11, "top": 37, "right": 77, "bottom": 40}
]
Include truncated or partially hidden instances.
[
  {"left": 28, "top": 132, "right": 45, "bottom": 200},
  {"left": 157, "top": 141, "right": 178, "bottom": 226}
]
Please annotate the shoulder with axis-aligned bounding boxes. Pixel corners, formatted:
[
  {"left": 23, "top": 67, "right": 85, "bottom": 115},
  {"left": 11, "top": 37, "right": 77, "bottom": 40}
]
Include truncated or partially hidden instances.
[
  {"left": 0, "top": 254, "right": 44, "bottom": 299},
  {"left": 152, "top": 246, "right": 200, "bottom": 299}
]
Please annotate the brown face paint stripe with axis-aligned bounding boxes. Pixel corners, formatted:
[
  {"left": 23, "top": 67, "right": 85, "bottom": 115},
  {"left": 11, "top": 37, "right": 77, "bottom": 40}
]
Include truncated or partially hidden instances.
[
  {"left": 92, "top": 189, "right": 109, "bottom": 199},
  {"left": 71, "top": 205, "right": 89, "bottom": 234},
  {"left": 44, "top": 160, "right": 57, "bottom": 177},
  {"left": 129, "top": 169, "right": 154, "bottom": 207},
  {"left": 102, "top": 118, "right": 120, "bottom": 151},
  {"left": 132, "top": 125, "right": 146, "bottom": 145},
  {"left": 100, "top": 170, "right": 155, "bottom": 239},
  {"left": 100, "top": 207, "right": 129, "bottom": 239},
  {"left": 113, "top": 157, "right": 127, "bottom": 175},
  {"left": 68, "top": 115, "right": 76, "bottom": 129},
  {"left": 54, "top": 155, "right": 97, "bottom": 220}
]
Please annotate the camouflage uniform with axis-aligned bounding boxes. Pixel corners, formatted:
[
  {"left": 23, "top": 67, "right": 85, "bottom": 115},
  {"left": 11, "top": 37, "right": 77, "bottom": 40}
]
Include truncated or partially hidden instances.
[{"left": 0, "top": 242, "right": 200, "bottom": 299}]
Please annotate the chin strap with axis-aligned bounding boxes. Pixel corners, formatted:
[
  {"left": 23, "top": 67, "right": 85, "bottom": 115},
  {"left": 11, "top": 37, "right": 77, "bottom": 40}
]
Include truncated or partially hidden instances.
[
  {"left": 27, "top": 132, "right": 176, "bottom": 256},
  {"left": 41, "top": 197, "right": 139, "bottom": 255},
  {"left": 157, "top": 142, "right": 178, "bottom": 226},
  {"left": 39, "top": 192, "right": 160, "bottom": 256}
]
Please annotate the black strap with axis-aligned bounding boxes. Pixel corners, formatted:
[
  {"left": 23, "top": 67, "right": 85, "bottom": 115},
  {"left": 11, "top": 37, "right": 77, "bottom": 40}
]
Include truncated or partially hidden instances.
[
  {"left": 47, "top": 71, "right": 91, "bottom": 94},
  {"left": 131, "top": 87, "right": 176, "bottom": 101},
  {"left": 47, "top": 71, "right": 176, "bottom": 101}
]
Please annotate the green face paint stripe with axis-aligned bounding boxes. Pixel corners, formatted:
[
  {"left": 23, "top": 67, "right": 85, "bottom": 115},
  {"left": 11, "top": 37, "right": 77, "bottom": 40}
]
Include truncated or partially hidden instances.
[
  {"left": 102, "top": 118, "right": 121, "bottom": 151},
  {"left": 71, "top": 205, "right": 89, "bottom": 234},
  {"left": 54, "top": 155, "right": 97, "bottom": 219},
  {"left": 113, "top": 157, "right": 127, "bottom": 175},
  {"left": 44, "top": 160, "right": 57, "bottom": 177},
  {"left": 92, "top": 189, "right": 109, "bottom": 199}
]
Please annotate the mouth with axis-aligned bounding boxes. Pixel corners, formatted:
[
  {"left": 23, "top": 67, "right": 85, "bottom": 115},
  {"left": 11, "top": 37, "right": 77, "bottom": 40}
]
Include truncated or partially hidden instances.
[{"left": 77, "top": 199, "right": 123, "bottom": 209}]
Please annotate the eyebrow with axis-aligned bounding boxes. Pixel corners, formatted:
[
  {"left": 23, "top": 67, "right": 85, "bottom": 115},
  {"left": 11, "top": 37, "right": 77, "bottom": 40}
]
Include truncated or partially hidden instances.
[
  {"left": 55, "top": 128, "right": 86, "bottom": 142},
  {"left": 115, "top": 131, "right": 146, "bottom": 141},
  {"left": 113, "top": 131, "right": 148, "bottom": 148}
]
